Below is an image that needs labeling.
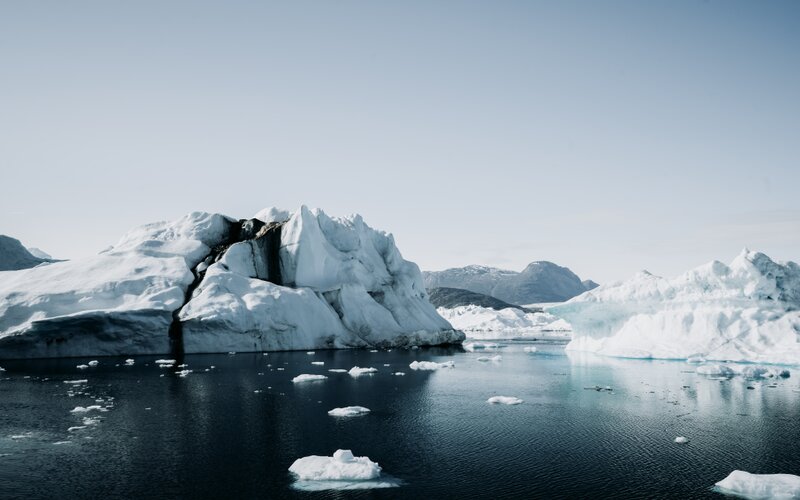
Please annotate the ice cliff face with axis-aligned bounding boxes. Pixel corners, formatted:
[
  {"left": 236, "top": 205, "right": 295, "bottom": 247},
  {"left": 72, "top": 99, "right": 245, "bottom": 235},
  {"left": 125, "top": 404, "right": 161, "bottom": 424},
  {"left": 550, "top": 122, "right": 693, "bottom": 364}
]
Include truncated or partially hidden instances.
[
  {"left": 0, "top": 207, "right": 461, "bottom": 358},
  {"left": 552, "top": 250, "right": 800, "bottom": 365}
]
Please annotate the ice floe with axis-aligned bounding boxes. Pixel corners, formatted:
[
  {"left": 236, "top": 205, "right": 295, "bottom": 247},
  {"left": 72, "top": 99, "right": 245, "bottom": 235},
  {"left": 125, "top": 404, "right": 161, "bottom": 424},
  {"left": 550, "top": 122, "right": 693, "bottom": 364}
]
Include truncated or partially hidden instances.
[
  {"left": 327, "top": 406, "right": 371, "bottom": 417},
  {"left": 348, "top": 366, "right": 378, "bottom": 377},
  {"left": 289, "top": 449, "right": 399, "bottom": 490},
  {"left": 714, "top": 470, "right": 800, "bottom": 499},
  {"left": 292, "top": 374, "right": 328, "bottom": 383},
  {"left": 487, "top": 396, "right": 523, "bottom": 405},
  {"left": 409, "top": 361, "right": 455, "bottom": 371}
]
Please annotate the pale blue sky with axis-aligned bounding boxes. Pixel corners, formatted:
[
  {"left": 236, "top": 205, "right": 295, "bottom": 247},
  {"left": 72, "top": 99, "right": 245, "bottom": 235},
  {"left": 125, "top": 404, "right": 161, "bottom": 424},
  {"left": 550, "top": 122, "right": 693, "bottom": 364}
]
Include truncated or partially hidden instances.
[{"left": 1, "top": 1, "right": 798, "bottom": 283}]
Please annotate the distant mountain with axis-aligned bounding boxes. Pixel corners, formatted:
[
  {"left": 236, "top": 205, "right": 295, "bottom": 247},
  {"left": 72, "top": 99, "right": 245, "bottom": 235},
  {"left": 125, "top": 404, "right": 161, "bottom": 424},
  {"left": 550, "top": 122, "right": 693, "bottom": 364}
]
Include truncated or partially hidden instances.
[
  {"left": 427, "top": 287, "right": 540, "bottom": 313},
  {"left": 27, "top": 247, "right": 52, "bottom": 260},
  {"left": 423, "top": 261, "right": 596, "bottom": 304},
  {"left": 0, "top": 235, "right": 49, "bottom": 271}
]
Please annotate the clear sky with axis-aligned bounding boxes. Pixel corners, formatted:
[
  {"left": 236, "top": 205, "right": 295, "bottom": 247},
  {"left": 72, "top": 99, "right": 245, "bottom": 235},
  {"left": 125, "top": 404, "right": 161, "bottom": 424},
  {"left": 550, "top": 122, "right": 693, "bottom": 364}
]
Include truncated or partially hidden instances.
[{"left": 2, "top": 1, "right": 798, "bottom": 283}]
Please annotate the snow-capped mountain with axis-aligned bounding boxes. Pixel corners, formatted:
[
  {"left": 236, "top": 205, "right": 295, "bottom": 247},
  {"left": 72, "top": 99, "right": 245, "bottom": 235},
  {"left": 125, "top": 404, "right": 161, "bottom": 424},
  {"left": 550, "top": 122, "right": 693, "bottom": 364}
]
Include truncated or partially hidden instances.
[
  {"left": 423, "top": 261, "right": 596, "bottom": 304},
  {"left": 427, "top": 287, "right": 538, "bottom": 312},
  {"left": 552, "top": 250, "right": 800, "bottom": 365},
  {"left": 0, "top": 207, "right": 462, "bottom": 358},
  {"left": 0, "top": 235, "right": 50, "bottom": 271}
]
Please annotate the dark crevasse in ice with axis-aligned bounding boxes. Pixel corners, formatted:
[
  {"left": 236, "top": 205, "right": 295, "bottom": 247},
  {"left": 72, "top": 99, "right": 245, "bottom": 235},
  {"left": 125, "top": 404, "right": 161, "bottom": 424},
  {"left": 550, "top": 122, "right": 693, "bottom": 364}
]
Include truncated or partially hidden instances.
[{"left": 168, "top": 218, "right": 286, "bottom": 356}]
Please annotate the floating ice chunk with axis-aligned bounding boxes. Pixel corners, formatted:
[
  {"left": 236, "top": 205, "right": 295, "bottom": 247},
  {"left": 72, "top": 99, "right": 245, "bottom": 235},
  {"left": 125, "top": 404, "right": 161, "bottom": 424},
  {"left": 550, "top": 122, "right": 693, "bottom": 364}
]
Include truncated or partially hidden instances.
[
  {"left": 714, "top": 470, "right": 800, "bottom": 499},
  {"left": 463, "top": 342, "right": 501, "bottom": 352},
  {"left": 328, "top": 369, "right": 348, "bottom": 373},
  {"left": 477, "top": 355, "right": 502, "bottom": 362},
  {"left": 523, "top": 346, "right": 537, "bottom": 353},
  {"left": 155, "top": 359, "right": 176, "bottom": 367},
  {"left": 82, "top": 416, "right": 101, "bottom": 426},
  {"left": 674, "top": 436, "right": 689, "bottom": 444},
  {"left": 696, "top": 364, "right": 734, "bottom": 377},
  {"left": 393, "top": 372, "right": 405, "bottom": 376},
  {"left": 734, "top": 365, "right": 790, "bottom": 379},
  {"left": 177, "top": 363, "right": 188, "bottom": 368},
  {"left": 686, "top": 354, "right": 706, "bottom": 364},
  {"left": 328, "top": 406, "right": 371, "bottom": 417},
  {"left": 63, "top": 379, "right": 88, "bottom": 384},
  {"left": 311, "top": 361, "right": 325, "bottom": 366},
  {"left": 76, "top": 364, "right": 89, "bottom": 369},
  {"left": 87, "top": 360, "right": 99, "bottom": 366},
  {"left": 10, "top": 433, "right": 33, "bottom": 439},
  {"left": 292, "top": 374, "right": 328, "bottom": 383},
  {"left": 409, "top": 360, "right": 454, "bottom": 371},
  {"left": 53, "top": 441, "right": 72, "bottom": 445},
  {"left": 369, "top": 350, "right": 378, "bottom": 353},
  {"left": 306, "top": 351, "right": 315, "bottom": 355},
  {"left": 348, "top": 367, "right": 378, "bottom": 377},
  {"left": 176, "top": 369, "right": 192, "bottom": 377},
  {"left": 0, "top": 366, "right": 4, "bottom": 371},
  {"left": 487, "top": 396, "right": 523, "bottom": 405},
  {"left": 289, "top": 449, "right": 382, "bottom": 481},
  {"left": 124, "top": 359, "right": 135, "bottom": 366},
  {"left": 67, "top": 426, "right": 87, "bottom": 432},
  {"left": 70, "top": 405, "right": 104, "bottom": 413}
]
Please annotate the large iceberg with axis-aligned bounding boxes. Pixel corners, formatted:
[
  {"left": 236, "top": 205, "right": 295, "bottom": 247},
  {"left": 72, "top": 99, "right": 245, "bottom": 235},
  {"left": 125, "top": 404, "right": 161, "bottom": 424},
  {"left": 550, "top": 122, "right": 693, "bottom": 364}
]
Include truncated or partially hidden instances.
[
  {"left": 0, "top": 206, "right": 462, "bottom": 358},
  {"left": 552, "top": 250, "right": 800, "bottom": 365},
  {"left": 714, "top": 470, "right": 800, "bottom": 499}
]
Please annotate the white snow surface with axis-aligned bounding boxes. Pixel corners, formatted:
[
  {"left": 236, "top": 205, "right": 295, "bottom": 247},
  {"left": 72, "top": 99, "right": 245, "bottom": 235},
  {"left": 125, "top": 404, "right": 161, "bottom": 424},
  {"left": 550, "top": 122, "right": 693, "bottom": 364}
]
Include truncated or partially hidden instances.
[
  {"left": 553, "top": 250, "right": 800, "bottom": 365},
  {"left": 714, "top": 470, "right": 800, "bottom": 499},
  {"left": 0, "top": 206, "right": 462, "bottom": 358},
  {"left": 437, "top": 305, "right": 571, "bottom": 339}
]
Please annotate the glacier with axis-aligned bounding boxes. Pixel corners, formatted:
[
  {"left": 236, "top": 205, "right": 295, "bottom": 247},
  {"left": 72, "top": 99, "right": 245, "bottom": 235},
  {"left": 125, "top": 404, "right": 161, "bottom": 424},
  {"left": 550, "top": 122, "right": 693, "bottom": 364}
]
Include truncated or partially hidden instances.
[
  {"left": 552, "top": 250, "right": 800, "bottom": 365},
  {"left": 0, "top": 206, "right": 462, "bottom": 358},
  {"left": 437, "top": 304, "right": 571, "bottom": 339}
]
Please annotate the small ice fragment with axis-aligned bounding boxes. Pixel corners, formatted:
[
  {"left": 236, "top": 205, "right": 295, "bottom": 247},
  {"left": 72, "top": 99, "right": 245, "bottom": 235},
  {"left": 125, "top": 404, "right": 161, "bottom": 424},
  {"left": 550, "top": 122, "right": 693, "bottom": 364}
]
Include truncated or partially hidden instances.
[
  {"left": 696, "top": 364, "right": 734, "bottom": 377},
  {"left": 306, "top": 351, "right": 315, "bottom": 355},
  {"left": 674, "top": 436, "right": 689, "bottom": 444},
  {"left": 348, "top": 366, "right": 378, "bottom": 377},
  {"left": 487, "top": 396, "right": 523, "bottom": 405},
  {"left": 523, "top": 346, "right": 537, "bottom": 353},
  {"left": 155, "top": 359, "right": 176, "bottom": 366},
  {"left": 228, "top": 352, "right": 236, "bottom": 355},
  {"left": 369, "top": 350, "right": 378, "bottom": 353},
  {"left": 76, "top": 364, "right": 89, "bottom": 370},
  {"left": 328, "top": 369, "right": 347, "bottom": 373},
  {"left": 124, "top": 359, "right": 135, "bottom": 366},
  {"left": 714, "top": 470, "right": 800, "bottom": 499},
  {"left": 63, "top": 379, "right": 88, "bottom": 384},
  {"left": 311, "top": 362, "right": 325, "bottom": 366},
  {"left": 67, "top": 426, "right": 87, "bottom": 432},
  {"left": 292, "top": 374, "right": 328, "bottom": 383},
  {"left": 177, "top": 364, "right": 188, "bottom": 368},
  {"left": 277, "top": 368, "right": 285, "bottom": 371},
  {"left": 393, "top": 372, "right": 405, "bottom": 376},
  {"left": 289, "top": 449, "right": 382, "bottom": 481},
  {"left": 477, "top": 355, "right": 502, "bottom": 362},
  {"left": 409, "top": 361, "right": 454, "bottom": 371},
  {"left": 87, "top": 360, "right": 99, "bottom": 367},
  {"left": 383, "top": 364, "right": 390, "bottom": 367},
  {"left": 686, "top": 354, "right": 706, "bottom": 364},
  {"left": 53, "top": 441, "right": 72, "bottom": 445},
  {"left": 328, "top": 406, "right": 371, "bottom": 417},
  {"left": 70, "top": 405, "right": 103, "bottom": 413},
  {"left": 176, "top": 370, "right": 192, "bottom": 377}
]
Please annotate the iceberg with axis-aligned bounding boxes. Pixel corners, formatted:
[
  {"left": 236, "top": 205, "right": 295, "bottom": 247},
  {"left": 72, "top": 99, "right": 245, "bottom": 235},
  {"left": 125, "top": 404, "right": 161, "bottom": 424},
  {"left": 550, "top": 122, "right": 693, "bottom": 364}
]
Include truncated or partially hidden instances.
[
  {"left": 327, "top": 406, "right": 371, "bottom": 417},
  {"left": 348, "top": 366, "right": 378, "bottom": 377},
  {"left": 409, "top": 360, "right": 455, "bottom": 371},
  {"left": 291, "top": 374, "right": 327, "bottom": 383},
  {"left": 437, "top": 305, "right": 571, "bottom": 339},
  {"left": 553, "top": 250, "right": 800, "bottom": 365},
  {"left": 289, "top": 449, "right": 398, "bottom": 491},
  {"left": 714, "top": 470, "right": 800, "bottom": 499},
  {"left": 0, "top": 206, "right": 462, "bottom": 358}
]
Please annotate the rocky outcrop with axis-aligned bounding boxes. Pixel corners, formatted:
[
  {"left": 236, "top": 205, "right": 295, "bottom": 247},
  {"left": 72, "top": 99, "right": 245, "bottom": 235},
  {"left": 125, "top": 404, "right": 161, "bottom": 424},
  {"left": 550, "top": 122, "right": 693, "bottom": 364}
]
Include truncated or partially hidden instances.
[
  {"left": 0, "top": 235, "right": 51, "bottom": 271},
  {"left": 427, "top": 287, "right": 540, "bottom": 313}
]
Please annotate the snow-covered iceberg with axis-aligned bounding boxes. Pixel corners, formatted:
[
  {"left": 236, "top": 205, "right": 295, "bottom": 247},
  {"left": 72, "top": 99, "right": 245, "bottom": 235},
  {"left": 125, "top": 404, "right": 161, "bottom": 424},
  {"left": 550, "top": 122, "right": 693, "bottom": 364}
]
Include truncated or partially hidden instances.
[
  {"left": 714, "top": 470, "right": 800, "bottom": 499},
  {"left": 552, "top": 250, "right": 800, "bottom": 365},
  {"left": 0, "top": 206, "right": 462, "bottom": 358},
  {"left": 437, "top": 305, "right": 571, "bottom": 339},
  {"left": 289, "top": 449, "right": 398, "bottom": 491}
]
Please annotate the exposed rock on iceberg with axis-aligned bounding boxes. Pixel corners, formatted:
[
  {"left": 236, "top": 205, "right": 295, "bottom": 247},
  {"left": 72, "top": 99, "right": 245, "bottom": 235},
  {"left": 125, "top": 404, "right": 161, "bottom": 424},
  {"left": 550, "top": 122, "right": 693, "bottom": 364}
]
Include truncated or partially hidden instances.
[
  {"left": 0, "top": 235, "right": 52, "bottom": 271},
  {"left": 714, "top": 470, "right": 800, "bottom": 499},
  {"left": 553, "top": 250, "right": 800, "bottom": 365},
  {"left": 0, "top": 206, "right": 462, "bottom": 358}
]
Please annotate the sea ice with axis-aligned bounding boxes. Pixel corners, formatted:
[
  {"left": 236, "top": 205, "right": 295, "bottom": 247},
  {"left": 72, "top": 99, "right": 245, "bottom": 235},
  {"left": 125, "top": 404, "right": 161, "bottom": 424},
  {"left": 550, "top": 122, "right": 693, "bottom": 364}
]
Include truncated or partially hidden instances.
[
  {"left": 328, "top": 369, "right": 347, "bottom": 373},
  {"left": 714, "top": 470, "right": 800, "bottom": 499},
  {"left": 348, "top": 367, "right": 378, "bottom": 377},
  {"left": 409, "top": 360, "right": 455, "bottom": 371},
  {"left": 487, "top": 396, "right": 523, "bottom": 405},
  {"left": 70, "top": 405, "right": 104, "bottom": 413},
  {"left": 674, "top": 436, "right": 689, "bottom": 444},
  {"left": 292, "top": 374, "right": 328, "bottom": 383},
  {"left": 289, "top": 449, "right": 381, "bottom": 481},
  {"left": 327, "top": 406, "right": 371, "bottom": 417},
  {"left": 311, "top": 361, "right": 324, "bottom": 366}
]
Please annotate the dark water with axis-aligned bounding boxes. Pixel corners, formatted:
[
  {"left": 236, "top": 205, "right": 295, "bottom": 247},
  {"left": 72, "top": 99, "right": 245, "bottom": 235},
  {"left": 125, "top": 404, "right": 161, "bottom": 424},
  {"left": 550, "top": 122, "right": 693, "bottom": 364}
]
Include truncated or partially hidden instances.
[{"left": 1, "top": 344, "right": 799, "bottom": 499}]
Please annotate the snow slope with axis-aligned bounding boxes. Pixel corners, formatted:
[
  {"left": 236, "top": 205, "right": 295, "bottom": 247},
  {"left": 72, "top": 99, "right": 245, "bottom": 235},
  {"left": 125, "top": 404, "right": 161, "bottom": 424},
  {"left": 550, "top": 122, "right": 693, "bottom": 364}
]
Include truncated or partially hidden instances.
[
  {"left": 553, "top": 250, "right": 800, "bottom": 365},
  {"left": 0, "top": 207, "right": 461, "bottom": 358},
  {"left": 437, "top": 305, "right": 571, "bottom": 339}
]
